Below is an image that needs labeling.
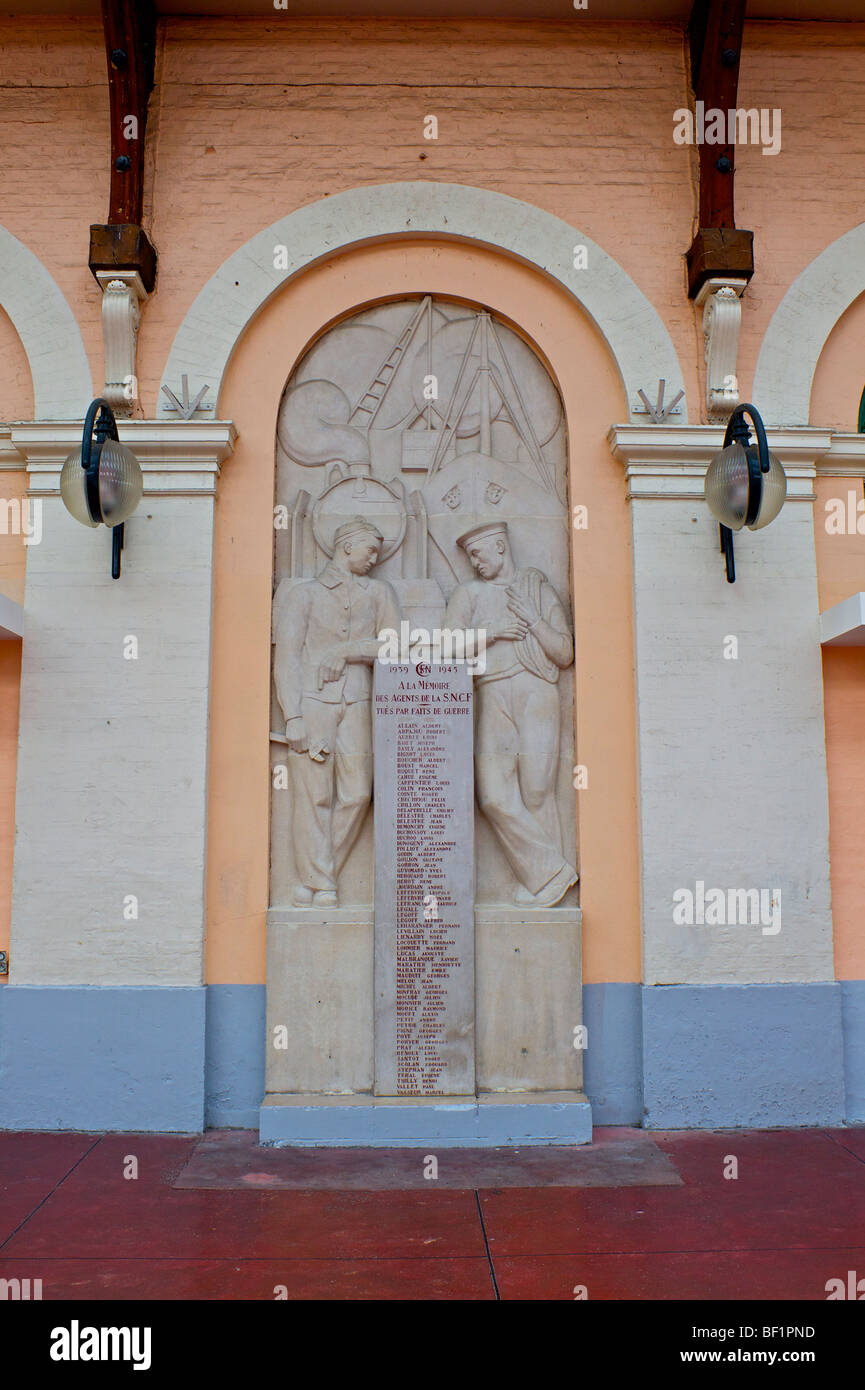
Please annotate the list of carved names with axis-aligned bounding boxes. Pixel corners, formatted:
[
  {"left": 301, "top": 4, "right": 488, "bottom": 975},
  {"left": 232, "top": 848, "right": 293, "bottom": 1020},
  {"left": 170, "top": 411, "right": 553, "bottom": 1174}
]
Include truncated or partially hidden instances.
[{"left": 373, "top": 661, "right": 475, "bottom": 1097}]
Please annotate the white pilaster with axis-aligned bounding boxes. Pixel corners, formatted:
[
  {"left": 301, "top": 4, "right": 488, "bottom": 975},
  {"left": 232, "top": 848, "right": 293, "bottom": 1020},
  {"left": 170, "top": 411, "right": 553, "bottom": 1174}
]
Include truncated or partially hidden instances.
[
  {"left": 8, "top": 420, "right": 236, "bottom": 986},
  {"left": 609, "top": 425, "right": 835, "bottom": 986}
]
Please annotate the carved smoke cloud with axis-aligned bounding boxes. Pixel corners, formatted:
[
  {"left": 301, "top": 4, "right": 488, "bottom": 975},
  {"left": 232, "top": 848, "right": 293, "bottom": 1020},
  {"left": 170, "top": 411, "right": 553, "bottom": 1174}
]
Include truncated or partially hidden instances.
[{"left": 278, "top": 380, "right": 370, "bottom": 469}]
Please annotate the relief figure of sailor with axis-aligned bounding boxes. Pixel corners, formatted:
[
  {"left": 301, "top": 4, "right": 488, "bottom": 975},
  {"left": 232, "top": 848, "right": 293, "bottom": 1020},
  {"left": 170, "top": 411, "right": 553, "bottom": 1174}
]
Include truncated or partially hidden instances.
[{"left": 445, "top": 520, "right": 578, "bottom": 907}]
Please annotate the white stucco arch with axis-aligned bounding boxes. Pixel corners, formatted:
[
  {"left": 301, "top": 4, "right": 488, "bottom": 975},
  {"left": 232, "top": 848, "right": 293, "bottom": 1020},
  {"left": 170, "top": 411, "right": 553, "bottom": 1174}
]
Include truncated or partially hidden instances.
[
  {"left": 0, "top": 226, "right": 92, "bottom": 419},
  {"left": 158, "top": 181, "right": 687, "bottom": 423},
  {"left": 753, "top": 221, "right": 865, "bottom": 427}
]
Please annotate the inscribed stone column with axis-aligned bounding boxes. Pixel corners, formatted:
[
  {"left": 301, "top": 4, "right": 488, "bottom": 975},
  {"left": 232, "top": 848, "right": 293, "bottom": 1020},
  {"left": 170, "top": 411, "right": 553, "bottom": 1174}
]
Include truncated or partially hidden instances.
[{"left": 373, "top": 660, "right": 475, "bottom": 1096}]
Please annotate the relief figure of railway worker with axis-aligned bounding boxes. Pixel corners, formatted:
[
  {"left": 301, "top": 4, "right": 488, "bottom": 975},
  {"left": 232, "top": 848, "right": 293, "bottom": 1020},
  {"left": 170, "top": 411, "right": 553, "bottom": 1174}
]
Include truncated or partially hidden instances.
[{"left": 273, "top": 516, "right": 400, "bottom": 907}]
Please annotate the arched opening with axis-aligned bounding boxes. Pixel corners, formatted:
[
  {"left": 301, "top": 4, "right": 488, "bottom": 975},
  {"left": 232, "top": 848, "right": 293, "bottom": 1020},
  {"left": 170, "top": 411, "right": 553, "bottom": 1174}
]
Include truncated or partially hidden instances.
[{"left": 204, "top": 230, "right": 642, "bottom": 1136}]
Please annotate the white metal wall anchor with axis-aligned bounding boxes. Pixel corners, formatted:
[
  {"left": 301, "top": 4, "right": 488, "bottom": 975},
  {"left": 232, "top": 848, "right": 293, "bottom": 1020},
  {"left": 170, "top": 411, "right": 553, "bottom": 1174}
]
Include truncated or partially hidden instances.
[
  {"left": 160, "top": 374, "right": 212, "bottom": 419},
  {"left": 697, "top": 277, "right": 749, "bottom": 420},
  {"left": 635, "top": 379, "right": 685, "bottom": 423},
  {"left": 96, "top": 270, "right": 146, "bottom": 417}
]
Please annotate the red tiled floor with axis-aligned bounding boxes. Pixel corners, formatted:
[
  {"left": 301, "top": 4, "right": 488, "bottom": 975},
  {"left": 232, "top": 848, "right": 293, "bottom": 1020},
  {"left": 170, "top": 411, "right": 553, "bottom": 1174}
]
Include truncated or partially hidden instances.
[
  {"left": 0, "top": 1256, "right": 494, "bottom": 1300},
  {"left": 4, "top": 1189, "right": 485, "bottom": 1261},
  {"left": 4, "top": 1133, "right": 485, "bottom": 1261},
  {"left": 0, "top": 1132, "right": 101, "bottom": 1243},
  {"left": 650, "top": 1128, "right": 865, "bottom": 1189},
  {"left": 824, "top": 1128, "right": 865, "bottom": 1165},
  {"left": 2, "top": 1127, "right": 864, "bottom": 1300},
  {"left": 494, "top": 1247, "right": 865, "bottom": 1300},
  {"left": 475, "top": 1128, "right": 865, "bottom": 1260},
  {"left": 479, "top": 1178, "right": 865, "bottom": 1257}
]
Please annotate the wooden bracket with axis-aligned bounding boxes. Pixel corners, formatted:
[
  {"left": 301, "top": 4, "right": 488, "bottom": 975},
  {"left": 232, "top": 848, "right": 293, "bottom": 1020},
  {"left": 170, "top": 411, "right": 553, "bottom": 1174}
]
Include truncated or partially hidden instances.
[
  {"left": 89, "top": 1, "right": 157, "bottom": 291},
  {"left": 89, "top": 4, "right": 159, "bottom": 411},
  {"left": 89, "top": 222, "right": 156, "bottom": 294},
  {"left": 686, "top": 0, "right": 754, "bottom": 299},
  {"left": 89, "top": 2, "right": 158, "bottom": 410},
  {"left": 687, "top": 226, "right": 753, "bottom": 300}
]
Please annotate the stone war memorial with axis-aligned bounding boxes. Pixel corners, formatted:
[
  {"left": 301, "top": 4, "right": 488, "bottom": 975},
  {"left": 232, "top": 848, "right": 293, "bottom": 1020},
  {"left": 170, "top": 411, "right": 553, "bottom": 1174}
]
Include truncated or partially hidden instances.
[{"left": 264, "top": 299, "right": 588, "bottom": 1144}]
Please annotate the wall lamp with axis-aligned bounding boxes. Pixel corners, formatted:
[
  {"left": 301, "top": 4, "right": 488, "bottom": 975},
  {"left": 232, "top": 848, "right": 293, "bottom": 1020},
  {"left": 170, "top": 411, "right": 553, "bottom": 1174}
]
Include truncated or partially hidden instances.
[
  {"left": 704, "top": 403, "right": 786, "bottom": 583},
  {"left": 60, "top": 398, "right": 143, "bottom": 578}
]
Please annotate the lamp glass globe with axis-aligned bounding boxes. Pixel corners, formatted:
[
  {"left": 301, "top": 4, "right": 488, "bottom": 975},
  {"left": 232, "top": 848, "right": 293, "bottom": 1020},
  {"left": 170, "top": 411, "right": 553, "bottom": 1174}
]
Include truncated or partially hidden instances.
[
  {"left": 59, "top": 449, "right": 99, "bottom": 528},
  {"left": 704, "top": 441, "right": 750, "bottom": 531},
  {"left": 748, "top": 449, "right": 787, "bottom": 530},
  {"left": 98, "top": 438, "right": 143, "bottom": 526}
]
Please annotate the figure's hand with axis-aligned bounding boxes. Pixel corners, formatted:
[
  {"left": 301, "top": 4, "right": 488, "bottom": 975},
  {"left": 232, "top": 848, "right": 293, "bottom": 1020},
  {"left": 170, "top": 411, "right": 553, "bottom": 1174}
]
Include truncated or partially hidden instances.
[
  {"left": 506, "top": 587, "right": 541, "bottom": 627},
  {"left": 317, "top": 652, "right": 346, "bottom": 687},
  {"left": 308, "top": 740, "right": 330, "bottom": 763},
  {"left": 285, "top": 717, "right": 308, "bottom": 753},
  {"left": 480, "top": 617, "right": 529, "bottom": 644}
]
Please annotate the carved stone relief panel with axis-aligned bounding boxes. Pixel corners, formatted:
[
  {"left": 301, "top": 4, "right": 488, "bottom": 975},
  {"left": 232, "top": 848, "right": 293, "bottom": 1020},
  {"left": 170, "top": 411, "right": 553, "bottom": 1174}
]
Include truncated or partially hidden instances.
[{"left": 270, "top": 296, "right": 577, "bottom": 911}]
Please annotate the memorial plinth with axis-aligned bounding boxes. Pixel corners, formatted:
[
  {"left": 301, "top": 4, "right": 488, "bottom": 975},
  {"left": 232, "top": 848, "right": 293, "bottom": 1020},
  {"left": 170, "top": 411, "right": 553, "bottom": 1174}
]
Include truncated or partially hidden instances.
[{"left": 373, "top": 660, "right": 475, "bottom": 1096}]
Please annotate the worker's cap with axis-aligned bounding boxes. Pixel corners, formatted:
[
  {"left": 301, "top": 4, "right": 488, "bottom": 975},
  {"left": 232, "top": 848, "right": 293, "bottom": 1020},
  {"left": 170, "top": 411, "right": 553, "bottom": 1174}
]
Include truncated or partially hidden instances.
[{"left": 332, "top": 516, "right": 384, "bottom": 547}]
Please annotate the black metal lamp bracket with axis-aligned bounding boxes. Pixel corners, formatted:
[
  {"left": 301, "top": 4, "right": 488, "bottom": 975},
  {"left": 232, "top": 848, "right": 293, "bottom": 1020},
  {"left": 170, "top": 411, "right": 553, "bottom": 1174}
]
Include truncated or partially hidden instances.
[
  {"left": 718, "top": 402, "right": 770, "bottom": 584},
  {"left": 80, "top": 396, "right": 126, "bottom": 579}
]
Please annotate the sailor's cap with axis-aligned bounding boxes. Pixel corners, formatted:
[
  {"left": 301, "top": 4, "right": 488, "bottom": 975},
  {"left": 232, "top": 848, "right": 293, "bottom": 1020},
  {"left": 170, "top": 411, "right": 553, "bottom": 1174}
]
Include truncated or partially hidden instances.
[{"left": 456, "top": 520, "right": 510, "bottom": 551}]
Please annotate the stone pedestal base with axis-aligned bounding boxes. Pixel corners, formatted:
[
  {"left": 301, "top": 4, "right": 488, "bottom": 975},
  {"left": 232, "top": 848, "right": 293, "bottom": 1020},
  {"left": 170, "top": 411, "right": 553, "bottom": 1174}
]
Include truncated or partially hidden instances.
[
  {"left": 263, "top": 903, "right": 587, "bottom": 1144},
  {"left": 265, "top": 908, "right": 373, "bottom": 1095},
  {"left": 260, "top": 1091, "right": 592, "bottom": 1147},
  {"left": 476, "top": 906, "right": 583, "bottom": 1092}
]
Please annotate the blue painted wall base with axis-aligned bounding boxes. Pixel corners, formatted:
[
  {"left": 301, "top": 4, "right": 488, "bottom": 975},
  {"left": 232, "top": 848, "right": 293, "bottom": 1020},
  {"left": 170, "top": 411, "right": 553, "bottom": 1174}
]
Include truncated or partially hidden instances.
[
  {"left": 642, "top": 982, "right": 845, "bottom": 1129},
  {"left": 582, "top": 981, "right": 642, "bottom": 1123},
  {"left": 0, "top": 979, "right": 859, "bottom": 1134},
  {"left": 205, "top": 984, "right": 266, "bottom": 1128},
  {"left": 0, "top": 985, "right": 206, "bottom": 1132},
  {"left": 841, "top": 980, "right": 865, "bottom": 1124}
]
